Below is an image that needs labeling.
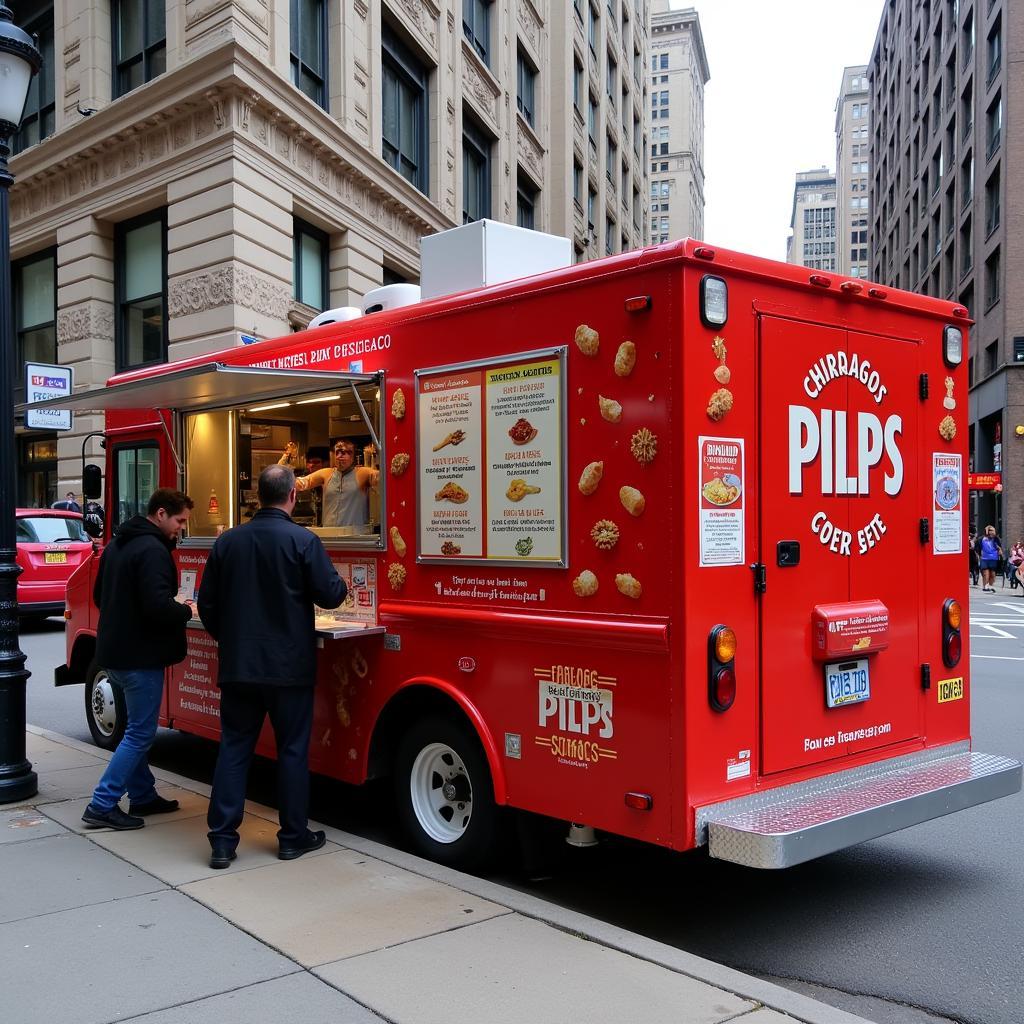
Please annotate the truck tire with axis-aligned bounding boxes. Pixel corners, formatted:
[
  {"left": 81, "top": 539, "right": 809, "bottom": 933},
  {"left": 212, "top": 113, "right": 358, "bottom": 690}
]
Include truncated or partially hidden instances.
[
  {"left": 84, "top": 662, "right": 126, "bottom": 751},
  {"left": 394, "top": 715, "right": 500, "bottom": 871}
]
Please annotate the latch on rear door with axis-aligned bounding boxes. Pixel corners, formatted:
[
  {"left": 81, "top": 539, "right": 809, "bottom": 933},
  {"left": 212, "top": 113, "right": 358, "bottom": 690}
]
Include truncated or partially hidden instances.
[{"left": 750, "top": 562, "right": 767, "bottom": 594}]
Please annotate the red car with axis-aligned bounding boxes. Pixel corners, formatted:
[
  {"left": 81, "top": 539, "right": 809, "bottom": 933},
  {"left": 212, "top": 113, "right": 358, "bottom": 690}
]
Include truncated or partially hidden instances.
[{"left": 15, "top": 509, "right": 95, "bottom": 619}]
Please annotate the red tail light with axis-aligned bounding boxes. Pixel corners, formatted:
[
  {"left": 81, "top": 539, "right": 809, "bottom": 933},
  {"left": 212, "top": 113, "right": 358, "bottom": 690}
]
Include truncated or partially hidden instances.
[
  {"left": 944, "top": 631, "right": 962, "bottom": 667},
  {"left": 713, "top": 667, "right": 736, "bottom": 710},
  {"left": 942, "top": 598, "right": 962, "bottom": 668}
]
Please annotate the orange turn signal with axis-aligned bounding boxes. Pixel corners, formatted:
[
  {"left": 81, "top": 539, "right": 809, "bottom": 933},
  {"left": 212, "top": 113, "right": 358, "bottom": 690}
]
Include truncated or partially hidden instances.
[
  {"left": 714, "top": 626, "right": 737, "bottom": 663},
  {"left": 945, "top": 599, "right": 962, "bottom": 630}
]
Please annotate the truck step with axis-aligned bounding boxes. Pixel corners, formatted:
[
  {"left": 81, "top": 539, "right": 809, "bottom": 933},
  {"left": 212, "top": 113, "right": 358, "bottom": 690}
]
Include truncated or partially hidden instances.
[{"left": 698, "top": 744, "right": 1022, "bottom": 869}]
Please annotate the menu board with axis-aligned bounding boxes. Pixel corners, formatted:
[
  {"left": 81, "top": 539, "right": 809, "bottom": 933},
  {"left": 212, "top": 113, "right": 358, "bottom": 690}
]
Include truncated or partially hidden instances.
[
  {"left": 416, "top": 350, "right": 565, "bottom": 565},
  {"left": 698, "top": 435, "right": 745, "bottom": 567},
  {"left": 932, "top": 453, "right": 962, "bottom": 555}
]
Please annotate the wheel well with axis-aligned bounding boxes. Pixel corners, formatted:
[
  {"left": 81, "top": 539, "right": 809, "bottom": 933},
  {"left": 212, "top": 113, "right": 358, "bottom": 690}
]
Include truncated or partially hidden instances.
[{"left": 368, "top": 685, "right": 487, "bottom": 783}]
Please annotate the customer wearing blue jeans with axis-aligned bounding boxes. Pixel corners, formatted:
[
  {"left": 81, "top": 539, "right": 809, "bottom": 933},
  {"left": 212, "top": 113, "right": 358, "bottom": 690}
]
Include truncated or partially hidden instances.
[{"left": 82, "top": 489, "right": 196, "bottom": 831}]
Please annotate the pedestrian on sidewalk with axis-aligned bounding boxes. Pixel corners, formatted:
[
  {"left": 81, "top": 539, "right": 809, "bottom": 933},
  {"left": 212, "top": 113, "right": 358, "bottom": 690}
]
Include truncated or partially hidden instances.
[
  {"left": 975, "top": 525, "right": 1003, "bottom": 593},
  {"left": 1008, "top": 538, "right": 1024, "bottom": 590},
  {"left": 82, "top": 489, "right": 196, "bottom": 831},
  {"left": 968, "top": 527, "right": 979, "bottom": 587},
  {"left": 198, "top": 465, "right": 346, "bottom": 869}
]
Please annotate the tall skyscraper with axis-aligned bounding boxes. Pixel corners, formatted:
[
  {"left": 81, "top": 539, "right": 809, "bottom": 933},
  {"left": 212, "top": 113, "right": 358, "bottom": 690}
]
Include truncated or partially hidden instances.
[
  {"left": 648, "top": 2, "right": 709, "bottom": 244},
  {"left": 835, "top": 65, "right": 871, "bottom": 278},
  {"left": 787, "top": 168, "right": 838, "bottom": 271}
]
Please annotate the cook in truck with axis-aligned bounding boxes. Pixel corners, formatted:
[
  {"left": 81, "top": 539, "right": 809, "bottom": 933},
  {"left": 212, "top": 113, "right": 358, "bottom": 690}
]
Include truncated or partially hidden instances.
[{"left": 280, "top": 439, "right": 378, "bottom": 528}]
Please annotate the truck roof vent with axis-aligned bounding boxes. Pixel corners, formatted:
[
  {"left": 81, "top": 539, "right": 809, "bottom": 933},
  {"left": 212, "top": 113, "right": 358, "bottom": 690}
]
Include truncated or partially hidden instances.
[
  {"left": 360, "top": 283, "right": 421, "bottom": 315},
  {"left": 307, "top": 306, "right": 363, "bottom": 329}
]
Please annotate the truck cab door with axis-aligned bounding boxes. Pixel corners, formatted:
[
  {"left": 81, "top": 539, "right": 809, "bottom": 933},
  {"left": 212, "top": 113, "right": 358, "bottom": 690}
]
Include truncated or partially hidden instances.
[{"left": 758, "top": 316, "right": 925, "bottom": 775}]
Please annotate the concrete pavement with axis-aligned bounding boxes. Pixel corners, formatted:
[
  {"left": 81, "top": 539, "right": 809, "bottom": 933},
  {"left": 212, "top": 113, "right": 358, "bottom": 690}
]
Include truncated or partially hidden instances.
[{"left": 0, "top": 726, "right": 874, "bottom": 1024}]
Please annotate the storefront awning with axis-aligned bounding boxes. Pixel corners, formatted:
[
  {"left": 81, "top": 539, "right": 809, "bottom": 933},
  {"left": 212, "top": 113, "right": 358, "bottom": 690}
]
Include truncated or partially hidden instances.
[{"left": 15, "top": 363, "right": 377, "bottom": 415}]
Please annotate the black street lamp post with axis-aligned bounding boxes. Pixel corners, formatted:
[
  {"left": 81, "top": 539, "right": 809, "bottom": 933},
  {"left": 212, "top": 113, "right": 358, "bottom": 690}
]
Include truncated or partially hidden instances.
[{"left": 0, "top": 5, "right": 42, "bottom": 804}]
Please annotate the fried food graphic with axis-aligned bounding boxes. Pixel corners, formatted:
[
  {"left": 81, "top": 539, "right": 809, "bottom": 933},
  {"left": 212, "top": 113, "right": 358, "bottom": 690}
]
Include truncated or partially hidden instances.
[
  {"left": 938, "top": 414, "right": 956, "bottom": 441},
  {"left": 630, "top": 428, "right": 658, "bottom": 465},
  {"left": 351, "top": 648, "right": 369, "bottom": 679},
  {"left": 706, "top": 388, "right": 734, "bottom": 421},
  {"left": 578, "top": 461, "right": 604, "bottom": 495},
  {"left": 614, "top": 341, "right": 636, "bottom": 377},
  {"left": 391, "top": 388, "right": 406, "bottom": 420},
  {"left": 506, "top": 478, "right": 542, "bottom": 502},
  {"left": 619, "top": 485, "right": 646, "bottom": 517},
  {"left": 386, "top": 562, "right": 407, "bottom": 591},
  {"left": 572, "top": 570, "right": 599, "bottom": 597},
  {"left": 440, "top": 540, "right": 462, "bottom": 555},
  {"left": 702, "top": 477, "right": 740, "bottom": 505},
  {"left": 575, "top": 324, "right": 600, "bottom": 356},
  {"left": 714, "top": 365, "right": 732, "bottom": 385},
  {"left": 432, "top": 430, "right": 466, "bottom": 451},
  {"left": 712, "top": 336, "right": 727, "bottom": 362},
  {"left": 943, "top": 375, "right": 956, "bottom": 411},
  {"left": 598, "top": 395, "right": 622, "bottom": 423},
  {"left": 615, "top": 573, "right": 642, "bottom": 599},
  {"left": 508, "top": 418, "right": 538, "bottom": 445},
  {"left": 390, "top": 452, "right": 410, "bottom": 476},
  {"left": 591, "top": 519, "right": 620, "bottom": 550},
  {"left": 389, "top": 526, "right": 407, "bottom": 558},
  {"left": 515, "top": 537, "right": 534, "bottom": 556},
  {"left": 434, "top": 481, "right": 469, "bottom": 503}
]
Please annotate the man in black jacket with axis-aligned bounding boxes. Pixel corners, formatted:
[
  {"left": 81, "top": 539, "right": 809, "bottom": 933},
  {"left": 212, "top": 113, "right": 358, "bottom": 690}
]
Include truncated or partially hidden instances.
[
  {"left": 82, "top": 489, "right": 195, "bottom": 830},
  {"left": 199, "top": 464, "right": 345, "bottom": 868}
]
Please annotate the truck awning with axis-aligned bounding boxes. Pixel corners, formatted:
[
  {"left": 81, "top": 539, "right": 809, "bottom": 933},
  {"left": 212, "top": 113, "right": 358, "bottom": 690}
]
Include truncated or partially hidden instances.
[{"left": 16, "top": 363, "right": 377, "bottom": 414}]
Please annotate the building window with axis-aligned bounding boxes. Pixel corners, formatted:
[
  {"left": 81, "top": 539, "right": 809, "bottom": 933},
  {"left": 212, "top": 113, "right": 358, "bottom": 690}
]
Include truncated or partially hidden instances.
[
  {"left": 516, "top": 173, "right": 537, "bottom": 230},
  {"left": 573, "top": 58, "right": 583, "bottom": 111},
  {"left": 659, "top": 53, "right": 668, "bottom": 70},
  {"left": 115, "top": 210, "right": 166, "bottom": 371},
  {"left": 290, "top": 0, "right": 327, "bottom": 107},
  {"left": 587, "top": 187, "right": 596, "bottom": 231},
  {"left": 463, "top": 116, "right": 492, "bottom": 223},
  {"left": 517, "top": 49, "right": 536, "bottom": 126},
  {"left": 605, "top": 216, "right": 614, "bottom": 255},
  {"left": 984, "top": 246, "right": 1000, "bottom": 311},
  {"left": 13, "top": 4, "right": 54, "bottom": 153},
  {"left": 382, "top": 27, "right": 429, "bottom": 193},
  {"left": 588, "top": 4, "right": 598, "bottom": 55},
  {"left": 987, "top": 16, "right": 1001, "bottom": 85},
  {"left": 573, "top": 160, "right": 583, "bottom": 206},
  {"left": 588, "top": 93, "right": 598, "bottom": 141},
  {"left": 984, "top": 340, "right": 998, "bottom": 377},
  {"left": 463, "top": 0, "right": 492, "bottom": 65},
  {"left": 113, "top": 0, "right": 166, "bottom": 97},
  {"left": 293, "top": 218, "right": 328, "bottom": 312},
  {"left": 606, "top": 135, "right": 617, "bottom": 185},
  {"left": 986, "top": 94, "right": 1001, "bottom": 159},
  {"left": 985, "top": 166, "right": 1000, "bottom": 236},
  {"left": 13, "top": 249, "right": 56, "bottom": 374},
  {"left": 606, "top": 52, "right": 617, "bottom": 101}
]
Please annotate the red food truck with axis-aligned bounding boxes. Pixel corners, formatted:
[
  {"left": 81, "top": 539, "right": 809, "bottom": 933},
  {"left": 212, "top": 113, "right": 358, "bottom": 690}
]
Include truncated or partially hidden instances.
[{"left": 37, "top": 231, "right": 1021, "bottom": 870}]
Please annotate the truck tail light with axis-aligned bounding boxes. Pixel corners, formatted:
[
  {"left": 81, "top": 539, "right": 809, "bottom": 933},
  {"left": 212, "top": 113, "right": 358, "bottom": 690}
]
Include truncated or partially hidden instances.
[
  {"left": 942, "top": 598, "right": 962, "bottom": 668},
  {"left": 624, "top": 294, "right": 652, "bottom": 312},
  {"left": 708, "top": 625, "right": 737, "bottom": 712}
]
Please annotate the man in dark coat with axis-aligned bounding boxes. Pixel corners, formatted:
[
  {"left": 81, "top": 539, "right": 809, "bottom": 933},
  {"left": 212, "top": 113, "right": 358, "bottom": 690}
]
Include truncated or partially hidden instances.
[
  {"left": 82, "top": 489, "right": 195, "bottom": 830},
  {"left": 198, "top": 464, "right": 345, "bottom": 868}
]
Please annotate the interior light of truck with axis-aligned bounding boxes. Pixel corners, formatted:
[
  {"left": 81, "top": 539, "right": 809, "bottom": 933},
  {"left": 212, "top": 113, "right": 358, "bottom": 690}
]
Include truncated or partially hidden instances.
[
  {"left": 943, "top": 326, "right": 963, "bottom": 367},
  {"left": 700, "top": 275, "right": 728, "bottom": 327},
  {"left": 942, "top": 598, "right": 962, "bottom": 668},
  {"left": 295, "top": 394, "right": 342, "bottom": 405},
  {"left": 624, "top": 294, "right": 652, "bottom": 312},
  {"left": 708, "top": 624, "right": 737, "bottom": 712},
  {"left": 248, "top": 401, "right": 292, "bottom": 412}
]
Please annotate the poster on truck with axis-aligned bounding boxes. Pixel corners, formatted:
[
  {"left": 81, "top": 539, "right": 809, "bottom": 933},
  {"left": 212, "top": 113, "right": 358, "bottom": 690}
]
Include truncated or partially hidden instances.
[
  {"left": 698, "top": 436, "right": 745, "bottom": 567},
  {"left": 932, "top": 453, "right": 962, "bottom": 555},
  {"left": 416, "top": 349, "right": 566, "bottom": 566}
]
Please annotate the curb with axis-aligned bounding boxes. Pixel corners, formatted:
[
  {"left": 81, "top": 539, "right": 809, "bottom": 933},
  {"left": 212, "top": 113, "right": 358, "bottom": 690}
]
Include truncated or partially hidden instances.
[{"left": 25, "top": 724, "right": 874, "bottom": 1024}]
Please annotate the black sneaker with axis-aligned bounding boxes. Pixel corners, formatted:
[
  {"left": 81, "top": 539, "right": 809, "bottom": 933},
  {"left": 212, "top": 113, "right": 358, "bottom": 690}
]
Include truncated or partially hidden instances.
[
  {"left": 278, "top": 829, "right": 326, "bottom": 861},
  {"left": 82, "top": 805, "right": 144, "bottom": 830},
  {"left": 209, "top": 845, "right": 237, "bottom": 870},
  {"left": 129, "top": 794, "right": 180, "bottom": 816}
]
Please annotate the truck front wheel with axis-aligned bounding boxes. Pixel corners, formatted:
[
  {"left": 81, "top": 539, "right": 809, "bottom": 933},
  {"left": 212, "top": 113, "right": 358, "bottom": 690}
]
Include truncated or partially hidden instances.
[
  {"left": 84, "top": 662, "right": 125, "bottom": 751},
  {"left": 394, "top": 715, "right": 501, "bottom": 870}
]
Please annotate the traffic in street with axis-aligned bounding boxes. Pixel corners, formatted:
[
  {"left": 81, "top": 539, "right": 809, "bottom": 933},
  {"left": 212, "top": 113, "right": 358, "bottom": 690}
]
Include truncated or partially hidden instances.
[{"left": 21, "top": 587, "right": 1024, "bottom": 1024}]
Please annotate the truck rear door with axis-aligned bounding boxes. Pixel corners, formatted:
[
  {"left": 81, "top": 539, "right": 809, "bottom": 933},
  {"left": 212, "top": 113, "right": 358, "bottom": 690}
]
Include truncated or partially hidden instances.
[{"left": 759, "top": 315, "right": 925, "bottom": 775}]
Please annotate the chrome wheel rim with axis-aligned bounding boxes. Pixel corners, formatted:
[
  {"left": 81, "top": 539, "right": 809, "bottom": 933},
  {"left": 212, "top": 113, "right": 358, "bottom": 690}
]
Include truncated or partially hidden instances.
[
  {"left": 90, "top": 672, "right": 118, "bottom": 738},
  {"left": 409, "top": 741, "right": 473, "bottom": 844}
]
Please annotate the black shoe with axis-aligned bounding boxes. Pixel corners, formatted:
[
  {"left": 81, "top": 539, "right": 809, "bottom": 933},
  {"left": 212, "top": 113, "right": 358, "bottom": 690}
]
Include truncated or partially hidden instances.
[
  {"left": 82, "top": 805, "right": 144, "bottom": 831},
  {"left": 209, "top": 846, "right": 237, "bottom": 869},
  {"left": 129, "top": 794, "right": 180, "bottom": 816},
  {"left": 278, "top": 829, "right": 326, "bottom": 861}
]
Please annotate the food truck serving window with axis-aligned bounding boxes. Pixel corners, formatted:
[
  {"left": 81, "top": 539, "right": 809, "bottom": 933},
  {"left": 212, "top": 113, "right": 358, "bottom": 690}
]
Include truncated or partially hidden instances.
[{"left": 182, "top": 379, "right": 384, "bottom": 547}]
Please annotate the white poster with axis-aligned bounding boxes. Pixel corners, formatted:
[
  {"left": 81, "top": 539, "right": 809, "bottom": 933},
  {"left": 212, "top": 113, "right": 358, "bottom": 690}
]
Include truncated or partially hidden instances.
[
  {"left": 699, "top": 436, "right": 745, "bottom": 567},
  {"left": 932, "top": 453, "right": 962, "bottom": 555}
]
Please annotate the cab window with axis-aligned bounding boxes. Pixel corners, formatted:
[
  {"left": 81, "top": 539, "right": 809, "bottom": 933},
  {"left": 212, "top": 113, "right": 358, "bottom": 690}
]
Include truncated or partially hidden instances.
[
  {"left": 182, "top": 381, "right": 383, "bottom": 547},
  {"left": 113, "top": 443, "right": 160, "bottom": 529}
]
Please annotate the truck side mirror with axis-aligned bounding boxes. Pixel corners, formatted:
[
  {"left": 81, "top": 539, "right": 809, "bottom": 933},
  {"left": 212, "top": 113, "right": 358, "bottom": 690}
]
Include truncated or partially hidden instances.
[{"left": 83, "top": 463, "right": 102, "bottom": 500}]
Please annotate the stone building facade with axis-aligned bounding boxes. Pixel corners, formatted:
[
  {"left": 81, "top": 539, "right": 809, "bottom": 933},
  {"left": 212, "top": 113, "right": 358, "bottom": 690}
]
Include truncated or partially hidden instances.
[
  {"left": 10, "top": 0, "right": 650, "bottom": 502},
  {"left": 868, "top": 0, "right": 1023, "bottom": 543},
  {"left": 834, "top": 65, "right": 871, "bottom": 278},
  {"left": 786, "top": 167, "right": 838, "bottom": 271},
  {"left": 648, "top": 1, "right": 708, "bottom": 244}
]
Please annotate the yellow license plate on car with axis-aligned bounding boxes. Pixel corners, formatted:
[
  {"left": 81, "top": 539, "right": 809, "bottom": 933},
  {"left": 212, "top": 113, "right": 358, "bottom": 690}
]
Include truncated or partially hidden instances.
[{"left": 44, "top": 552, "right": 67, "bottom": 564}]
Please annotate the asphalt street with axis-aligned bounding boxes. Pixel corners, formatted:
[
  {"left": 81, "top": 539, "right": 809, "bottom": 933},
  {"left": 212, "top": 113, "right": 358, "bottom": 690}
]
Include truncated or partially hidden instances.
[{"left": 18, "top": 585, "right": 1024, "bottom": 1024}]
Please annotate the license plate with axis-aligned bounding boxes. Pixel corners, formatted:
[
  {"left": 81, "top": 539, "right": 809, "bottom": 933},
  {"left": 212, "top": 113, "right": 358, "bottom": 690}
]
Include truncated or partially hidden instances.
[
  {"left": 825, "top": 658, "right": 870, "bottom": 708},
  {"left": 44, "top": 552, "right": 67, "bottom": 564}
]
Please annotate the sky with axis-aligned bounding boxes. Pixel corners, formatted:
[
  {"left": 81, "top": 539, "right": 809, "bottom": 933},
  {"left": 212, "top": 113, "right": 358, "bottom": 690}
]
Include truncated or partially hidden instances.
[{"left": 681, "top": 0, "right": 886, "bottom": 261}]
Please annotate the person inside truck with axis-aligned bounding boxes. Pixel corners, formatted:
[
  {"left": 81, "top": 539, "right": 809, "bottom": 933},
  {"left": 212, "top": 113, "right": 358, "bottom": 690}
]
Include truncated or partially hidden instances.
[{"left": 283, "top": 439, "right": 379, "bottom": 528}]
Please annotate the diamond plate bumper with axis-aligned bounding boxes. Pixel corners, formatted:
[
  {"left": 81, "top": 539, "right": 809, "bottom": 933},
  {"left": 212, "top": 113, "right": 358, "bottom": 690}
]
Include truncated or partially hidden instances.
[{"left": 697, "top": 743, "right": 1022, "bottom": 869}]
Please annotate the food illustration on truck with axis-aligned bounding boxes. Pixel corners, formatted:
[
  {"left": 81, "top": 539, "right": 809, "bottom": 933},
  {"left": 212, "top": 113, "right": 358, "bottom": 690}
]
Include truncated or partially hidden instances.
[{"left": 32, "top": 223, "right": 1017, "bottom": 877}]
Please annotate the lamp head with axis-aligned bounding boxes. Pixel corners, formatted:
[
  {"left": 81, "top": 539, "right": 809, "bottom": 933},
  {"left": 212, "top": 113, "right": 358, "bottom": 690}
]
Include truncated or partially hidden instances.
[{"left": 0, "top": 5, "right": 42, "bottom": 139}]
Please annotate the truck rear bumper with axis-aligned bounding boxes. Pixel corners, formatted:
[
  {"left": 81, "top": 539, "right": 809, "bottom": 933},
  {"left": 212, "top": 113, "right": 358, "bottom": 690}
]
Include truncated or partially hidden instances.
[{"left": 696, "top": 742, "right": 1022, "bottom": 869}]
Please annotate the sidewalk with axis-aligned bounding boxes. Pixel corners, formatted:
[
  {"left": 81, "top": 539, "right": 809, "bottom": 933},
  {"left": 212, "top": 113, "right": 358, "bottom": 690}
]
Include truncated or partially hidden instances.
[{"left": 1, "top": 726, "right": 873, "bottom": 1024}]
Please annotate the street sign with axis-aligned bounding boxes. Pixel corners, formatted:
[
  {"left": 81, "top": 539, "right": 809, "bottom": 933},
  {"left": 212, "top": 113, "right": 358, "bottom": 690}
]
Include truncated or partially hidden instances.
[
  {"left": 968, "top": 472, "right": 1002, "bottom": 490},
  {"left": 25, "top": 363, "right": 73, "bottom": 431},
  {"left": 239, "top": 333, "right": 259, "bottom": 345}
]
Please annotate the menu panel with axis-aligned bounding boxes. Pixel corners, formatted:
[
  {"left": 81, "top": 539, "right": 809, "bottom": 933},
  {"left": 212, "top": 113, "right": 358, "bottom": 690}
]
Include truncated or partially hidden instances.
[{"left": 416, "top": 350, "right": 565, "bottom": 565}]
